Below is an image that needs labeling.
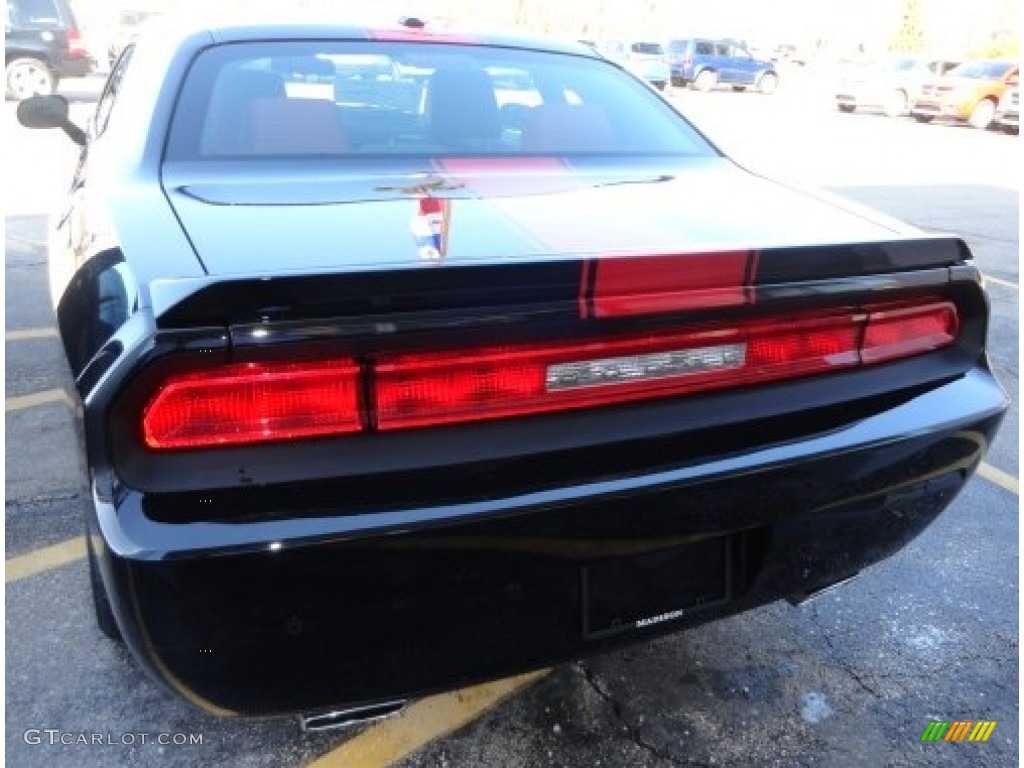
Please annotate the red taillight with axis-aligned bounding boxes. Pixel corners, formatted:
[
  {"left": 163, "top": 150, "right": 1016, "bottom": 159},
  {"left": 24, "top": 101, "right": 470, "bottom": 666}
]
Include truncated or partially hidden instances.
[
  {"left": 861, "top": 301, "right": 958, "bottom": 363},
  {"left": 375, "top": 311, "right": 862, "bottom": 430},
  {"left": 745, "top": 315, "right": 861, "bottom": 373},
  {"left": 142, "top": 360, "right": 361, "bottom": 450},
  {"left": 66, "top": 28, "right": 88, "bottom": 58},
  {"left": 139, "top": 299, "right": 958, "bottom": 449}
]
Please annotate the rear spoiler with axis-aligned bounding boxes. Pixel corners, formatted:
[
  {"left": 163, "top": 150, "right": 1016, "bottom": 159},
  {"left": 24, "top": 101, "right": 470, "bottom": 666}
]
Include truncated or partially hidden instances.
[{"left": 150, "top": 235, "right": 971, "bottom": 329}]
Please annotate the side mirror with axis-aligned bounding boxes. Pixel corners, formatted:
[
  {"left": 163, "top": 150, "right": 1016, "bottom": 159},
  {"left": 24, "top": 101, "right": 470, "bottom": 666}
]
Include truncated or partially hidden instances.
[{"left": 16, "top": 95, "right": 86, "bottom": 146}]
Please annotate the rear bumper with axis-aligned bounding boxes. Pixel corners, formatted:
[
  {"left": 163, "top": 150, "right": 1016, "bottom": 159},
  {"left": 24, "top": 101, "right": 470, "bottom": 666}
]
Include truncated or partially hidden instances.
[
  {"left": 628, "top": 63, "right": 670, "bottom": 83},
  {"left": 670, "top": 64, "right": 694, "bottom": 81},
  {"left": 54, "top": 53, "right": 93, "bottom": 79},
  {"left": 911, "top": 100, "right": 969, "bottom": 120},
  {"left": 95, "top": 368, "right": 1005, "bottom": 717},
  {"left": 995, "top": 110, "right": 1019, "bottom": 127}
]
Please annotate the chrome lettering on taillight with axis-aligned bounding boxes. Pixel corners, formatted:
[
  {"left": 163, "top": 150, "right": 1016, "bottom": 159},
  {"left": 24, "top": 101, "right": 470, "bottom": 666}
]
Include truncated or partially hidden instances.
[{"left": 545, "top": 344, "right": 746, "bottom": 391}]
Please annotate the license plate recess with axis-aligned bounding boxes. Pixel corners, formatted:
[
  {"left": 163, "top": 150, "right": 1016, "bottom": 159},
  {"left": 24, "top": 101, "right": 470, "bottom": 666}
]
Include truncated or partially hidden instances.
[{"left": 582, "top": 536, "right": 731, "bottom": 639}]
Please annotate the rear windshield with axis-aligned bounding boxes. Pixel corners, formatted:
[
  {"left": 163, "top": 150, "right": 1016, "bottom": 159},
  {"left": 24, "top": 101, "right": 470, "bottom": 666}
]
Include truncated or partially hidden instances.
[
  {"left": 947, "top": 61, "right": 1015, "bottom": 79},
  {"left": 165, "top": 41, "right": 714, "bottom": 160},
  {"left": 6, "top": 0, "right": 69, "bottom": 28},
  {"left": 888, "top": 57, "right": 920, "bottom": 72},
  {"left": 630, "top": 43, "right": 664, "bottom": 55}
]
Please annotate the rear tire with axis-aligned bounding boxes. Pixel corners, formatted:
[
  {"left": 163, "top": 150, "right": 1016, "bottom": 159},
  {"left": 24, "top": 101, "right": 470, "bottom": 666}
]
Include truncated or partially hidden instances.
[
  {"left": 5, "top": 57, "right": 57, "bottom": 101},
  {"left": 87, "top": 534, "right": 122, "bottom": 641},
  {"left": 693, "top": 69, "right": 717, "bottom": 92},
  {"left": 757, "top": 72, "right": 778, "bottom": 95},
  {"left": 968, "top": 99, "right": 996, "bottom": 129},
  {"left": 837, "top": 103, "right": 856, "bottom": 113}
]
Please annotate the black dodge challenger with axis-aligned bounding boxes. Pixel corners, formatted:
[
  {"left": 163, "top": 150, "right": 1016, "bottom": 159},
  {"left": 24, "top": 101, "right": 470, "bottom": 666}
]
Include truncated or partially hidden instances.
[{"left": 17, "top": 18, "right": 1007, "bottom": 727}]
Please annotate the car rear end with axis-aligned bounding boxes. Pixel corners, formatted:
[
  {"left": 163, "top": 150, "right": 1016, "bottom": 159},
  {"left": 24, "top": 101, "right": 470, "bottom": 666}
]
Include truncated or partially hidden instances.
[
  {"left": 666, "top": 39, "right": 694, "bottom": 86},
  {"left": 52, "top": 5, "right": 93, "bottom": 79},
  {"left": 93, "top": 231, "right": 1005, "bottom": 718},
  {"left": 835, "top": 61, "right": 878, "bottom": 111},
  {"left": 623, "top": 41, "right": 669, "bottom": 89},
  {"left": 667, "top": 38, "right": 709, "bottom": 86},
  {"left": 910, "top": 79, "right": 956, "bottom": 118},
  {"left": 83, "top": 31, "right": 1006, "bottom": 719}
]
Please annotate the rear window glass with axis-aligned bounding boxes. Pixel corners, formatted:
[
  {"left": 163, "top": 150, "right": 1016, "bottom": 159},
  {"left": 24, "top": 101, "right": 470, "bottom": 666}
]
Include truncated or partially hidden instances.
[
  {"left": 165, "top": 41, "right": 714, "bottom": 160},
  {"left": 630, "top": 43, "right": 664, "bottom": 55},
  {"left": 7, "top": 0, "right": 66, "bottom": 28},
  {"left": 888, "top": 57, "right": 920, "bottom": 72},
  {"left": 947, "top": 61, "right": 1015, "bottom": 79}
]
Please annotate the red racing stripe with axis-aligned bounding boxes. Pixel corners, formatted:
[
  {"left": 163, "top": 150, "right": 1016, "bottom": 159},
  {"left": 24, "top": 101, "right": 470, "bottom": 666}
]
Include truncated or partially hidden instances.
[
  {"left": 584, "top": 251, "right": 755, "bottom": 319},
  {"left": 365, "top": 28, "right": 480, "bottom": 44},
  {"left": 433, "top": 157, "right": 581, "bottom": 197},
  {"left": 430, "top": 160, "right": 759, "bottom": 320}
]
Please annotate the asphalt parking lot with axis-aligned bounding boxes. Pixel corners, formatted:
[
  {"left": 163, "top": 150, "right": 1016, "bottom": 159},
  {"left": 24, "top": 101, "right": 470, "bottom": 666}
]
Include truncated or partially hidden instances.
[{"left": 5, "top": 70, "right": 1019, "bottom": 768}]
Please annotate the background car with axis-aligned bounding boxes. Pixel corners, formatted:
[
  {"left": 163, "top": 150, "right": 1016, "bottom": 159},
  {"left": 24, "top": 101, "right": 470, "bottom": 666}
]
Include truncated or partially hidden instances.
[
  {"left": 106, "top": 8, "right": 162, "bottom": 68},
  {"left": 666, "top": 37, "right": 778, "bottom": 93},
  {"left": 994, "top": 84, "right": 1019, "bottom": 133},
  {"left": 16, "top": 19, "right": 1005, "bottom": 726},
  {"left": 771, "top": 43, "right": 807, "bottom": 66},
  {"left": 910, "top": 59, "right": 1019, "bottom": 129},
  {"left": 4, "top": 0, "right": 93, "bottom": 99},
  {"left": 602, "top": 39, "right": 670, "bottom": 90},
  {"left": 835, "top": 55, "right": 960, "bottom": 117}
]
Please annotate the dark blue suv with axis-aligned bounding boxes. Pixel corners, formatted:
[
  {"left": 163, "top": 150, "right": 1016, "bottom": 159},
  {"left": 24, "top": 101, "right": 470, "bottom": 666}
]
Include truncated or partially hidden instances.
[
  {"left": 666, "top": 38, "right": 778, "bottom": 94},
  {"left": 5, "top": 0, "right": 93, "bottom": 100}
]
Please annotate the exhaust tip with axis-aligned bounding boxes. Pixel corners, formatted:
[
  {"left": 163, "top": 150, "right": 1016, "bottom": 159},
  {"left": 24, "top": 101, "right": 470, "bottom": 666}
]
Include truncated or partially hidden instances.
[
  {"left": 786, "top": 572, "right": 859, "bottom": 607},
  {"left": 300, "top": 700, "right": 408, "bottom": 733}
]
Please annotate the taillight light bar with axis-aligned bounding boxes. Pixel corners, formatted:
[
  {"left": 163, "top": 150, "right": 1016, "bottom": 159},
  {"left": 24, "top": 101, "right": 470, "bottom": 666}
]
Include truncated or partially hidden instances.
[
  {"left": 374, "top": 312, "right": 863, "bottom": 429},
  {"left": 66, "top": 28, "right": 88, "bottom": 58},
  {"left": 861, "top": 301, "right": 958, "bottom": 363},
  {"left": 142, "top": 360, "right": 361, "bottom": 450},
  {"left": 140, "top": 299, "right": 957, "bottom": 450}
]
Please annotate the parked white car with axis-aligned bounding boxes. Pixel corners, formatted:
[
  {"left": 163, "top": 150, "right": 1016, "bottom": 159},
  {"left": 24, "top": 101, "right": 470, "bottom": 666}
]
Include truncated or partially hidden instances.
[
  {"left": 836, "top": 55, "right": 960, "bottom": 117},
  {"left": 602, "top": 40, "right": 670, "bottom": 91}
]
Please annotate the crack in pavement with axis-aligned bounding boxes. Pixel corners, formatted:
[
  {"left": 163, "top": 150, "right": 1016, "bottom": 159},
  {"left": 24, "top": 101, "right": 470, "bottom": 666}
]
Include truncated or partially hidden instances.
[
  {"left": 574, "top": 661, "right": 711, "bottom": 768},
  {"left": 5, "top": 491, "right": 82, "bottom": 508},
  {"left": 809, "top": 604, "right": 883, "bottom": 698}
]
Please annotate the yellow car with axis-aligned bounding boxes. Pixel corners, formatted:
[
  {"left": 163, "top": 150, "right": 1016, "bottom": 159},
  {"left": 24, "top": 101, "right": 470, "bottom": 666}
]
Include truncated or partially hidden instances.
[{"left": 910, "top": 59, "right": 1019, "bottom": 129}]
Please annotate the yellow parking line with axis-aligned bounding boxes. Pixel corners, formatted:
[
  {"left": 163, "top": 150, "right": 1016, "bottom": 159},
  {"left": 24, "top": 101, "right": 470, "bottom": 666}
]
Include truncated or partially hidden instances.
[
  {"left": 304, "top": 670, "right": 550, "bottom": 768},
  {"left": 5, "top": 537, "right": 86, "bottom": 583},
  {"left": 978, "top": 462, "right": 1018, "bottom": 495},
  {"left": 5, "top": 388, "right": 73, "bottom": 412},
  {"left": 6, "top": 327, "right": 58, "bottom": 341},
  {"left": 985, "top": 275, "right": 1018, "bottom": 290}
]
